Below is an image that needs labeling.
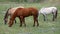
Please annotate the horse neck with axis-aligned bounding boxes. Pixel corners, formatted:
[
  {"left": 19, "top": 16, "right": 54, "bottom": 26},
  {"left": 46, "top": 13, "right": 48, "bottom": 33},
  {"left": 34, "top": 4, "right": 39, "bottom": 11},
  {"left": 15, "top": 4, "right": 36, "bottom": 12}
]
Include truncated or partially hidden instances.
[
  {"left": 10, "top": 12, "right": 17, "bottom": 21},
  {"left": 10, "top": 16, "right": 16, "bottom": 22}
]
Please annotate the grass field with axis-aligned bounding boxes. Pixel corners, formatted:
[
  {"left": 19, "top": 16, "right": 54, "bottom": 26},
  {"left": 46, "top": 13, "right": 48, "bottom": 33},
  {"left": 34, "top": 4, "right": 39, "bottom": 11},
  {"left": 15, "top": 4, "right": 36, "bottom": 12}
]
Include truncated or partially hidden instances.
[{"left": 0, "top": 3, "right": 60, "bottom": 34}]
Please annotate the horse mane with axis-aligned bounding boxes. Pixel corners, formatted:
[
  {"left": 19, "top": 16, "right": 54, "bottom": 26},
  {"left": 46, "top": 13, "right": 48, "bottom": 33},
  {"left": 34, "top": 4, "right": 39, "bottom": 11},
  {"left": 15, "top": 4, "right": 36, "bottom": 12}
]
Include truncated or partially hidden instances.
[{"left": 4, "top": 8, "right": 12, "bottom": 20}]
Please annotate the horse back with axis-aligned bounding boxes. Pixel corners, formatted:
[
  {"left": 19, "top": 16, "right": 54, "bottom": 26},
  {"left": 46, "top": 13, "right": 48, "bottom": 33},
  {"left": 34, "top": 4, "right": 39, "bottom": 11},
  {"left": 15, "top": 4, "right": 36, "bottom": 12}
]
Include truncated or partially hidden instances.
[
  {"left": 14, "top": 7, "right": 38, "bottom": 17},
  {"left": 28, "top": 8, "right": 38, "bottom": 15}
]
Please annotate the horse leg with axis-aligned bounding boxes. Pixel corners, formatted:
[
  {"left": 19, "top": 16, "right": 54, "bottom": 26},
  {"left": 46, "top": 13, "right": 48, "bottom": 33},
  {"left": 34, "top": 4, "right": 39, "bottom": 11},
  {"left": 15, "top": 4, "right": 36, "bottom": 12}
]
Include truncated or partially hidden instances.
[
  {"left": 19, "top": 17, "right": 22, "bottom": 27},
  {"left": 14, "top": 19, "right": 16, "bottom": 24},
  {"left": 20, "top": 16, "right": 26, "bottom": 27},
  {"left": 43, "top": 14, "right": 46, "bottom": 21},
  {"left": 52, "top": 12, "right": 55, "bottom": 21},
  {"left": 33, "top": 16, "right": 35, "bottom": 27},
  {"left": 20, "top": 20, "right": 22, "bottom": 27},
  {"left": 52, "top": 10, "right": 58, "bottom": 21},
  {"left": 53, "top": 14, "right": 55, "bottom": 21},
  {"left": 23, "top": 17, "right": 26, "bottom": 27},
  {"left": 55, "top": 11, "right": 57, "bottom": 19},
  {"left": 33, "top": 16, "right": 39, "bottom": 27},
  {"left": 36, "top": 17, "right": 39, "bottom": 26}
]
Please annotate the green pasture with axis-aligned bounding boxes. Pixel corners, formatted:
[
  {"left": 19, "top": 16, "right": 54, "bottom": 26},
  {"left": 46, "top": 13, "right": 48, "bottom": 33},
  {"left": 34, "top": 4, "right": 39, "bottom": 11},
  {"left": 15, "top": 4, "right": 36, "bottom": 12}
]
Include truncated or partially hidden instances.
[{"left": 0, "top": 3, "right": 60, "bottom": 34}]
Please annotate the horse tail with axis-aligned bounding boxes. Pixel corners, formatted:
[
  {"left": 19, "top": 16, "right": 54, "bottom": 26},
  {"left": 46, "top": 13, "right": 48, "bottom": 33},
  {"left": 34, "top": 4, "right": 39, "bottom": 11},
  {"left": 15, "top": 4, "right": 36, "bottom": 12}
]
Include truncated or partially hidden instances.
[
  {"left": 4, "top": 8, "right": 11, "bottom": 24},
  {"left": 55, "top": 10, "right": 58, "bottom": 18}
]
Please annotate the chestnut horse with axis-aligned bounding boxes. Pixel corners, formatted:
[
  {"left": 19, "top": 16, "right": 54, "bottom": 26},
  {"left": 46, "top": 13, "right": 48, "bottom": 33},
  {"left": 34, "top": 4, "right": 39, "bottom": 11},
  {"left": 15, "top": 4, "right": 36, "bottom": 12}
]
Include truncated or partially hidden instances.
[
  {"left": 4, "top": 6, "right": 24, "bottom": 24},
  {"left": 8, "top": 7, "right": 39, "bottom": 27}
]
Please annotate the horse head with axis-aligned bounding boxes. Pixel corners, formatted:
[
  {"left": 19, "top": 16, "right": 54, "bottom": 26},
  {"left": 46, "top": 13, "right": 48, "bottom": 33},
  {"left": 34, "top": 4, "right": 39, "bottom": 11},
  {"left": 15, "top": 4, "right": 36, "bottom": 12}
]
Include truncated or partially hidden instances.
[{"left": 4, "top": 8, "right": 12, "bottom": 24}]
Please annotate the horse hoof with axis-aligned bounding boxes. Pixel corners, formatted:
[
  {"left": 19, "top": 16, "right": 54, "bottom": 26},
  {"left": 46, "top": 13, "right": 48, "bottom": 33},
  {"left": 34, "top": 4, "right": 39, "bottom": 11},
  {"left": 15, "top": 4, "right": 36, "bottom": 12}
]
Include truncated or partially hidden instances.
[
  {"left": 5, "top": 23, "right": 7, "bottom": 25},
  {"left": 9, "top": 25, "right": 12, "bottom": 27},
  {"left": 4, "top": 22, "right": 7, "bottom": 25},
  {"left": 52, "top": 19, "right": 55, "bottom": 21},
  {"left": 37, "top": 24, "right": 39, "bottom": 27},
  {"left": 14, "top": 22, "right": 16, "bottom": 24},
  {"left": 53, "top": 20, "right": 54, "bottom": 21},
  {"left": 44, "top": 20, "right": 46, "bottom": 21},
  {"left": 24, "top": 25, "right": 26, "bottom": 27},
  {"left": 24, "top": 26, "right": 26, "bottom": 27},
  {"left": 20, "top": 25, "right": 22, "bottom": 27},
  {"left": 33, "top": 25, "right": 35, "bottom": 27}
]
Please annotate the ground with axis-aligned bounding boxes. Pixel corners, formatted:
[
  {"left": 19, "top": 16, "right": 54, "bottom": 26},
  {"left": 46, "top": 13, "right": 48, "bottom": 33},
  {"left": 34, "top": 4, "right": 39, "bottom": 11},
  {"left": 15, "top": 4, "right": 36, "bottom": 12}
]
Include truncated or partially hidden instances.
[{"left": 0, "top": 3, "right": 60, "bottom": 34}]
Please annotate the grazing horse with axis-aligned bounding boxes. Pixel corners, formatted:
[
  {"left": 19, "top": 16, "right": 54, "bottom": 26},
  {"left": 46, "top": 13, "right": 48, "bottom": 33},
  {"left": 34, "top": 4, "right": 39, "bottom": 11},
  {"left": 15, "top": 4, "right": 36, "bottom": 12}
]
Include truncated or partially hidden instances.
[
  {"left": 8, "top": 7, "right": 39, "bottom": 27},
  {"left": 4, "top": 6, "right": 24, "bottom": 24},
  {"left": 39, "top": 7, "right": 58, "bottom": 21}
]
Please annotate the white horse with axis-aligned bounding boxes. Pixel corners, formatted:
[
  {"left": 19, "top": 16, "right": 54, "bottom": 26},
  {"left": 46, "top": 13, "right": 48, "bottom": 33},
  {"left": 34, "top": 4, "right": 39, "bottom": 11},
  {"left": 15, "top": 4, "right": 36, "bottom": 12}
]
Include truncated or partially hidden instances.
[
  {"left": 4, "top": 6, "right": 24, "bottom": 24},
  {"left": 39, "top": 7, "right": 58, "bottom": 21}
]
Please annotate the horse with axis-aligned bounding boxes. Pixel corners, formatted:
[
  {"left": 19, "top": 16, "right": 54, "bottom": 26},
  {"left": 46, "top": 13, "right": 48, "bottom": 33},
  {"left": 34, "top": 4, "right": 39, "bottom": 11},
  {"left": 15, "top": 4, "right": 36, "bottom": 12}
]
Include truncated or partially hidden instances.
[
  {"left": 8, "top": 7, "right": 39, "bottom": 27},
  {"left": 39, "top": 7, "right": 58, "bottom": 21},
  {"left": 4, "top": 6, "right": 24, "bottom": 24}
]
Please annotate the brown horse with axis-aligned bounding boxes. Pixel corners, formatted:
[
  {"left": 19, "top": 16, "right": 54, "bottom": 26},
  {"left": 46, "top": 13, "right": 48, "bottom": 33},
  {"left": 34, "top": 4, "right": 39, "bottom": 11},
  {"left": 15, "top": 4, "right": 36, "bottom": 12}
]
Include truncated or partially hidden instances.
[
  {"left": 4, "top": 6, "right": 24, "bottom": 24},
  {"left": 8, "top": 7, "right": 39, "bottom": 27}
]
